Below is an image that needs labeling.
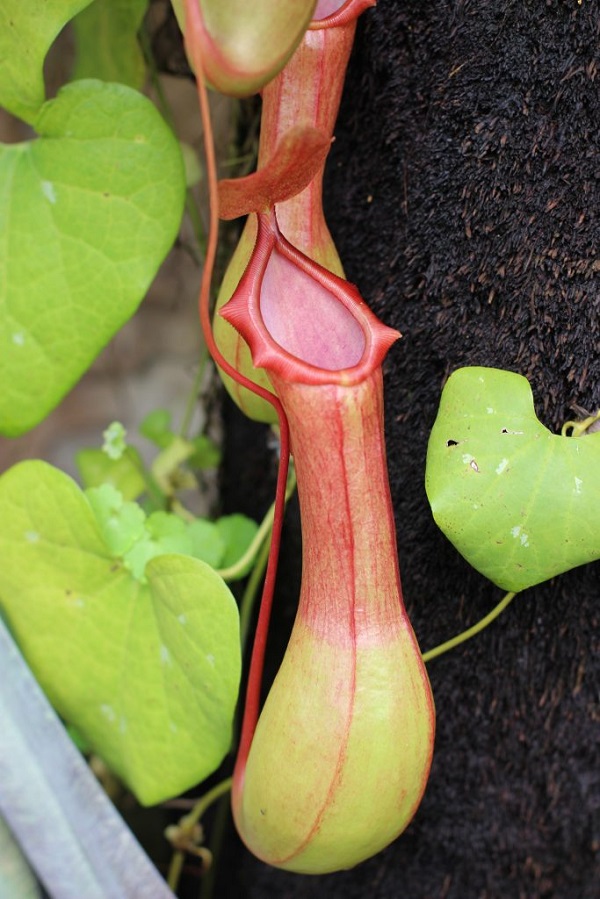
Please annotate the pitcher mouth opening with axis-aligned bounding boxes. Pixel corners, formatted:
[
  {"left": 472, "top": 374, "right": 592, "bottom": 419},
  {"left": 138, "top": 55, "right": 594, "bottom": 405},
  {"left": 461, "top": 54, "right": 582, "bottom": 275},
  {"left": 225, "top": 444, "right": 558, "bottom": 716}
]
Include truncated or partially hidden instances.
[
  {"left": 220, "top": 212, "right": 399, "bottom": 387},
  {"left": 310, "top": 0, "right": 376, "bottom": 30}
]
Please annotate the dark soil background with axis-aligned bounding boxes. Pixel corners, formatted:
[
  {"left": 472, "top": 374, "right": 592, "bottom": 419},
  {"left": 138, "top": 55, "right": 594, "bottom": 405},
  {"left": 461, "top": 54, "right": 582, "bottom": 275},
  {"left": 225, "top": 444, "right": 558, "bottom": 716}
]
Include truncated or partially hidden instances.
[{"left": 219, "top": 1, "right": 599, "bottom": 898}]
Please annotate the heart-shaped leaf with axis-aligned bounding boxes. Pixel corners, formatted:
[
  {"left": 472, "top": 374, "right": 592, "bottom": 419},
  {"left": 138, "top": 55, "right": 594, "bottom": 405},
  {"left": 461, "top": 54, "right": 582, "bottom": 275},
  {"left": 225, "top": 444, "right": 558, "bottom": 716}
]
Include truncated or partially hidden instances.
[
  {"left": 0, "top": 618, "right": 176, "bottom": 897},
  {"left": 216, "top": 514, "right": 259, "bottom": 576},
  {"left": 0, "top": 0, "right": 93, "bottom": 123},
  {"left": 75, "top": 447, "right": 147, "bottom": 500},
  {"left": 0, "top": 79, "right": 186, "bottom": 436},
  {"left": 0, "top": 461, "right": 241, "bottom": 805},
  {"left": 425, "top": 367, "right": 600, "bottom": 592}
]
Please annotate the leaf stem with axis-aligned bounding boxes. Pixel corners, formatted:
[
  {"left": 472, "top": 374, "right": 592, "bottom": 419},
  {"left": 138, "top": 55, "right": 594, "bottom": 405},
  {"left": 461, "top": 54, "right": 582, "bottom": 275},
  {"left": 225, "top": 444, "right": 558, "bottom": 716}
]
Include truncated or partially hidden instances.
[
  {"left": 422, "top": 591, "right": 517, "bottom": 663},
  {"left": 166, "top": 778, "right": 232, "bottom": 892},
  {"left": 198, "top": 792, "right": 230, "bottom": 899},
  {"left": 185, "top": 0, "right": 291, "bottom": 809},
  {"left": 185, "top": 778, "right": 233, "bottom": 829},
  {"left": 124, "top": 446, "right": 166, "bottom": 509},
  {"left": 561, "top": 409, "right": 600, "bottom": 438},
  {"left": 239, "top": 534, "right": 272, "bottom": 651},
  {"left": 215, "top": 511, "right": 273, "bottom": 582},
  {"left": 166, "top": 849, "right": 185, "bottom": 893},
  {"left": 216, "top": 466, "right": 296, "bottom": 582}
]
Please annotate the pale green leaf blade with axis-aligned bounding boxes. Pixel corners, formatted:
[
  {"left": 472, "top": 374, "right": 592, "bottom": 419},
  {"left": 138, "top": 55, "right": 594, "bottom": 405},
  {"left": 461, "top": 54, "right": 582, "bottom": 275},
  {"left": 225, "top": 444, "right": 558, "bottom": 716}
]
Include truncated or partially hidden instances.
[
  {"left": 190, "top": 434, "right": 221, "bottom": 468},
  {"left": 0, "top": 0, "right": 93, "bottom": 123},
  {"left": 142, "top": 553, "right": 241, "bottom": 795},
  {"left": 187, "top": 518, "right": 225, "bottom": 568},
  {"left": 0, "top": 618, "right": 175, "bottom": 897},
  {"left": 86, "top": 484, "right": 147, "bottom": 556},
  {"left": 0, "top": 461, "right": 241, "bottom": 805},
  {"left": 139, "top": 408, "right": 173, "bottom": 448},
  {"left": 75, "top": 447, "right": 147, "bottom": 499},
  {"left": 72, "top": 0, "right": 150, "bottom": 90},
  {"left": 217, "top": 513, "right": 259, "bottom": 577},
  {"left": 425, "top": 367, "right": 600, "bottom": 591},
  {"left": 0, "top": 79, "right": 186, "bottom": 436}
]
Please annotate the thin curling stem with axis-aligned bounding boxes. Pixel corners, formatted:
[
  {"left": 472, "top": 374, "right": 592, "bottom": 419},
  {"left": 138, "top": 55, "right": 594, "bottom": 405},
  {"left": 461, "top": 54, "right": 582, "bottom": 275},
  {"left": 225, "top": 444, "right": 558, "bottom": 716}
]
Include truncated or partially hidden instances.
[
  {"left": 422, "top": 591, "right": 517, "bottom": 663},
  {"left": 184, "top": 0, "right": 291, "bottom": 764}
]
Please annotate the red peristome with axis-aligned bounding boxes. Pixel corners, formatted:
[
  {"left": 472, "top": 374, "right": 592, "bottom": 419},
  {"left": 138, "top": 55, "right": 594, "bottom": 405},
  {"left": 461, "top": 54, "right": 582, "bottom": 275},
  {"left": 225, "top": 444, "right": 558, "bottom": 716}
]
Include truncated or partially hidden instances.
[{"left": 219, "top": 212, "right": 400, "bottom": 386}]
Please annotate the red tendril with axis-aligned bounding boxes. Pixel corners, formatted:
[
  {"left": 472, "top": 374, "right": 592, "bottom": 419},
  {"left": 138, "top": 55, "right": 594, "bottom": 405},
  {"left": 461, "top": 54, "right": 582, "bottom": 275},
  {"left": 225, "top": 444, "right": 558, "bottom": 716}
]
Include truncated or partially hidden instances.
[{"left": 184, "top": 0, "right": 291, "bottom": 768}]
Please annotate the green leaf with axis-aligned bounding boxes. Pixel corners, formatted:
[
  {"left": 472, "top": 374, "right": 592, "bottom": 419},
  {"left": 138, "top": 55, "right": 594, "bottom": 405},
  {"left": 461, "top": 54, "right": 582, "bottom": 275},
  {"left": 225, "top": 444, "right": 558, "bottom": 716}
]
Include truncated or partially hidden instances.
[
  {"left": 0, "top": 0, "right": 94, "bottom": 123},
  {"left": 189, "top": 434, "right": 221, "bottom": 469},
  {"left": 72, "top": 0, "right": 150, "bottom": 90},
  {"left": 0, "top": 617, "right": 176, "bottom": 897},
  {"left": 85, "top": 488, "right": 226, "bottom": 579},
  {"left": 86, "top": 484, "right": 147, "bottom": 557},
  {"left": 146, "top": 510, "right": 190, "bottom": 545},
  {"left": 425, "top": 367, "right": 600, "bottom": 592},
  {"left": 128, "top": 511, "right": 197, "bottom": 575},
  {"left": 217, "top": 514, "right": 259, "bottom": 577},
  {"left": 144, "top": 514, "right": 224, "bottom": 568},
  {"left": 0, "top": 461, "right": 241, "bottom": 805},
  {"left": 75, "top": 447, "right": 146, "bottom": 500},
  {"left": 0, "top": 815, "right": 41, "bottom": 899},
  {"left": 139, "top": 408, "right": 174, "bottom": 448},
  {"left": 0, "top": 79, "right": 186, "bottom": 437},
  {"left": 187, "top": 519, "right": 226, "bottom": 569}
]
